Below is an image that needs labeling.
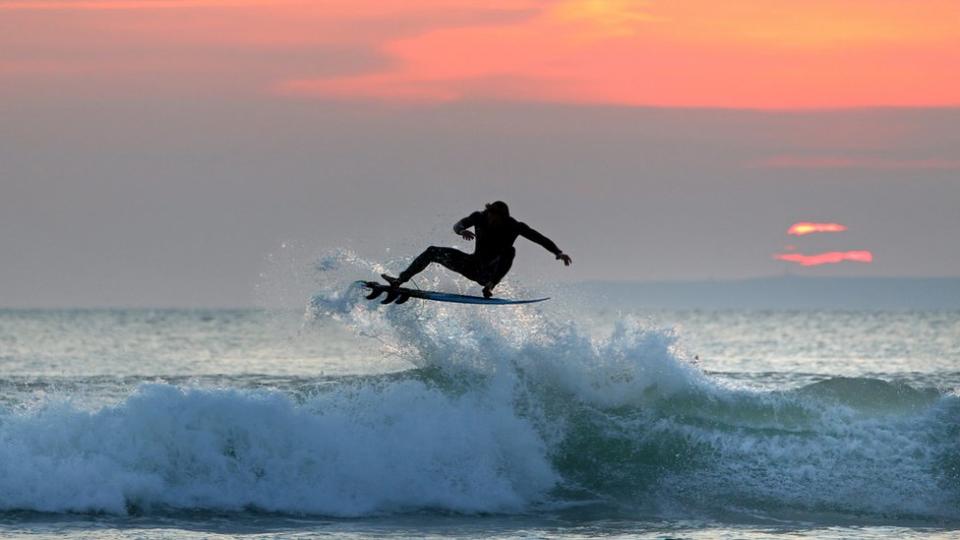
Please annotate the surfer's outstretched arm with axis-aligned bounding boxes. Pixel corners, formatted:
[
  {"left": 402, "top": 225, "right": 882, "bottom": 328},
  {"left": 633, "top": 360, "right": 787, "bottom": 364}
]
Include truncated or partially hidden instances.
[
  {"left": 453, "top": 211, "right": 482, "bottom": 241},
  {"left": 518, "top": 223, "right": 572, "bottom": 265}
]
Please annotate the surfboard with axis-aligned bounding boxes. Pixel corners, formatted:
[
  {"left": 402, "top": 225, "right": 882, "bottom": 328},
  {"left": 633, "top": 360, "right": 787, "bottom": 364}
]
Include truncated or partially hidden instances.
[{"left": 356, "top": 281, "right": 549, "bottom": 306}]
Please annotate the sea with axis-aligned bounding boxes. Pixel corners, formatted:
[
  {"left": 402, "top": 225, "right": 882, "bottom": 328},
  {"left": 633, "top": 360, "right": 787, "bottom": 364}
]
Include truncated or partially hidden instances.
[{"left": 1, "top": 255, "right": 958, "bottom": 539}]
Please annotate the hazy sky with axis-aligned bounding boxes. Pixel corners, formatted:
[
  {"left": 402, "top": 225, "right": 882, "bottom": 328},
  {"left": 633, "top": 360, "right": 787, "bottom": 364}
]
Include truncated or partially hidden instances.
[{"left": 2, "top": 0, "right": 959, "bottom": 307}]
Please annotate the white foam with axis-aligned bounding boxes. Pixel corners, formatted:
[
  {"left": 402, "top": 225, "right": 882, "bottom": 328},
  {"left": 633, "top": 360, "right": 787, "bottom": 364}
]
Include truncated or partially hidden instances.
[
  {"left": 0, "top": 383, "right": 556, "bottom": 516},
  {"left": 306, "top": 252, "right": 711, "bottom": 410}
]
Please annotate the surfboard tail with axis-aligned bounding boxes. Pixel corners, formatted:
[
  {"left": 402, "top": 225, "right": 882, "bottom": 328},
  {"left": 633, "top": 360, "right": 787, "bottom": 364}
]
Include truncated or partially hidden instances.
[{"left": 381, "top": 288, "right": 401, "bottom": 305}]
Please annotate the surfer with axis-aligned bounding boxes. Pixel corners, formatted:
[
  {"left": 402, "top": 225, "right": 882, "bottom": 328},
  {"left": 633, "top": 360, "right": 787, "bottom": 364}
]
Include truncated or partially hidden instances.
[{"left": 382, "top": 201, "right": 572, "bottom": 298}]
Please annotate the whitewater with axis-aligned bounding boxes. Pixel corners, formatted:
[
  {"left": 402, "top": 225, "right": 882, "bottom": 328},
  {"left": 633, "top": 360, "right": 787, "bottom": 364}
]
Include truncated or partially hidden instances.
[{"left": 0, "top": 252, "right": 958, "bottom": 538}]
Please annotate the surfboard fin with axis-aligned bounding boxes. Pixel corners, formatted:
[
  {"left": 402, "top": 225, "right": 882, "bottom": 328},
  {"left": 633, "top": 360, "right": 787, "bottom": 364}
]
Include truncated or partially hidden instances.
[
  {"left": 365, "top": 287, "right": 383, "bottom": 300},
  {"left": 381, "top": 288, "right": 401, "bottom": 304}
]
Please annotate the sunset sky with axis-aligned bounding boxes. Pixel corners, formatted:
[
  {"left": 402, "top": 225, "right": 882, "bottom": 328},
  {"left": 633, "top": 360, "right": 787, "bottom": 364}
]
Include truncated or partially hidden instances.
[{"left": 2, "top": 0, "right": 959, "bottom": 306}]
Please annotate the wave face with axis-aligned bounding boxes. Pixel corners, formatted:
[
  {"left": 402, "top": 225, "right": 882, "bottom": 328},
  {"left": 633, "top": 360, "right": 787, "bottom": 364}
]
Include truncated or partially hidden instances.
[
  {"left": 0, "top": 382, "right": 555, "bottom": 516},
  {"left": 1, "top": 263, "right": 958, "bottom": 522}
]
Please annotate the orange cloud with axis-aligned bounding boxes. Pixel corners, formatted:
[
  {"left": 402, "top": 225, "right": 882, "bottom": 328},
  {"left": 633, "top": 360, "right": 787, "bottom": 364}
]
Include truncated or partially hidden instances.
[
  {"left": 774, "top": 251, "right": 874, "bottom": 266},
  {"left": 5, "top": 0, "right": 960, "bottom": 108},
  {"left": 278, "top": 0, "right": 960, "bottom": 108},
  {"left": 787, "top": 222, "right": 848, "bottom": 236}
]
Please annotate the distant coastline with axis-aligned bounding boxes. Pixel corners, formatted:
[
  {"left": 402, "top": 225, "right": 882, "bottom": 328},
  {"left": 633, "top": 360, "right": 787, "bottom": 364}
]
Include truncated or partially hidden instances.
[
  {"left": 4, "top": 277, "right": 960, "bottom": 310},
  {"left": 575, "top": 276, "right": 960, "bottom": 310}
]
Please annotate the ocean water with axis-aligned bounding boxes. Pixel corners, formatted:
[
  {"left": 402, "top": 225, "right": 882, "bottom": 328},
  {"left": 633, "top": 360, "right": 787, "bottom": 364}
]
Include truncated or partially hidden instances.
[{"left": 1, "top": 261, "right": 959, "bottom": 538}]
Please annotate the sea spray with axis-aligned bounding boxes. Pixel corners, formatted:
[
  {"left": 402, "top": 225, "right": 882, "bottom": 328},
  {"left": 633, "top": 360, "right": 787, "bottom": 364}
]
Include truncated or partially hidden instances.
[{"left": 300, "top": 252, "right": 960, "bottom": 522}]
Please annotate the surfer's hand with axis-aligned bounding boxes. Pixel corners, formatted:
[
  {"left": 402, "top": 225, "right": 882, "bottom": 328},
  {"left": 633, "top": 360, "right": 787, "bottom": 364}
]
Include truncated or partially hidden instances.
[
  {"left": 557, "top": 253, "right": 572, "bottom": 266},
  {"left": 459, "top": 230, "right": 475, "bottom": 241}
]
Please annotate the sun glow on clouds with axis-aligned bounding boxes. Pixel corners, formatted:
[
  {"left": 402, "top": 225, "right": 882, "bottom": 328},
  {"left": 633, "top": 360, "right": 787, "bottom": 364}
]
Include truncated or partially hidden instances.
[
  {"left": 550, "top": 0, "right": 662, "bottom": 38},
  {"left": 774, "top": 251, "right": 874, "bottom": 267},
  {"left": 777, "top": 221, "right": 873, "bottom": 267},
  {"left": 4, "top": 0, "right": 960, "bottom": 108},
  {"left": 277, "top": 0, "right": 960, "bottom": 108},
  {"left": 788, "top": 222, "right": 848, "bottom": 236}
]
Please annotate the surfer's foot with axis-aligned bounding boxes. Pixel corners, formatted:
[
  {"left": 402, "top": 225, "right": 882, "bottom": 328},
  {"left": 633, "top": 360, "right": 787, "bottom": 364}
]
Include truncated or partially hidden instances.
[
  {"left": 381, "top": 273, "right": 404, "bottom": 288},
  {"left": 482, "top": 286, "right": 493, "bottom": 298}
]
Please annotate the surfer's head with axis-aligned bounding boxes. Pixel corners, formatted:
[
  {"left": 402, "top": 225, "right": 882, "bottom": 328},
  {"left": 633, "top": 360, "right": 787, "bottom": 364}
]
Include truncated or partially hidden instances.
[{"left": 485, "top": 201, "right": 510, "bottom": 217}]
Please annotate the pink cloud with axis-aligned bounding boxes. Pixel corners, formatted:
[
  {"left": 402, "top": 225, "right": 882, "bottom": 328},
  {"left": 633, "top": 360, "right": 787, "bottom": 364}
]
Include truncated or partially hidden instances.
[
  {"left": 774, "top": 250, "right": 874, "bottom": 266},
  {"left": 750, "top": 155, "right": 960, "bottom": 170},
  {"left": 0, "top": 0, "right": 264, "bottom": 9}
]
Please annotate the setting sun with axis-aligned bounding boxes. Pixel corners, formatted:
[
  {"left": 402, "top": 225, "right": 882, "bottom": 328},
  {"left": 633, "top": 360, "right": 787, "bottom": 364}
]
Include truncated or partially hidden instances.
[{"left": 787, "top": 223, "right": 848, "bottom": 236}]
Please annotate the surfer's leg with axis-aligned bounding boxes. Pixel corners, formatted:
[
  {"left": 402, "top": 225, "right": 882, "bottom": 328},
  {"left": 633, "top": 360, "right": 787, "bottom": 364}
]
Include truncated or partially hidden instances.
[
  {"left": 487, "top": 247, "right": 516, "bottom": 287},
  {"left": 397, "top": 246, "right": 478, "bottom": 283},
  {"left": 480, "top": 247, "right": 515, "bottom": 298}
]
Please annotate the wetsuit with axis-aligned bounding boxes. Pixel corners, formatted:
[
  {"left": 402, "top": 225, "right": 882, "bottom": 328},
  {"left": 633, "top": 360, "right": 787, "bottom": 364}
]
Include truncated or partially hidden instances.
[{"left": 396, "top": 210, "right": 563, "bottom": 288}]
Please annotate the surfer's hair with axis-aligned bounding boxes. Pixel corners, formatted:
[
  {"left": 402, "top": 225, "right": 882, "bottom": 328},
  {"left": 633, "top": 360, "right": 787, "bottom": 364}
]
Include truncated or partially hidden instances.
[{"left": 485, "top": 201, "right": 510, "bottom": 216}]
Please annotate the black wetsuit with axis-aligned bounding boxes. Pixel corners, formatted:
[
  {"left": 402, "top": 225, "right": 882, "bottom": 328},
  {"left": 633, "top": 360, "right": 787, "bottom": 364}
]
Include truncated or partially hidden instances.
[{"left": 397, "top": 210, "right": 562, "bottom": 288}]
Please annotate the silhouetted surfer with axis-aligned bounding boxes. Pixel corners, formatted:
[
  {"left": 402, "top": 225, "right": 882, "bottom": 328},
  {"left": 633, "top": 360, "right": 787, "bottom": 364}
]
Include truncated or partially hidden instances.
[{"left": 382, "top": 201, "right": 572, "bottom": 298}]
